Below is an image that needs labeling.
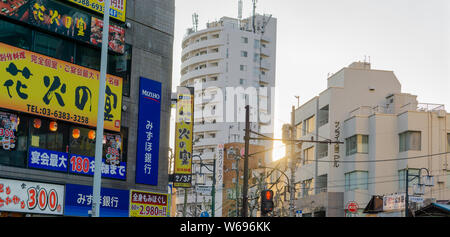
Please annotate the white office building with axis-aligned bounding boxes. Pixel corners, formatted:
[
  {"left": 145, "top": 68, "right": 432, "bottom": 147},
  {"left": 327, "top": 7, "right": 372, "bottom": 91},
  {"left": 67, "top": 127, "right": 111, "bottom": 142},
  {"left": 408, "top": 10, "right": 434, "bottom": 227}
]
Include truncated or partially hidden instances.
[
  {"left": 175, "top": 14, "right": 277, "bottom": 217},
  {"left": 292, "top": 61, "right": 450, "bottom": 217}
]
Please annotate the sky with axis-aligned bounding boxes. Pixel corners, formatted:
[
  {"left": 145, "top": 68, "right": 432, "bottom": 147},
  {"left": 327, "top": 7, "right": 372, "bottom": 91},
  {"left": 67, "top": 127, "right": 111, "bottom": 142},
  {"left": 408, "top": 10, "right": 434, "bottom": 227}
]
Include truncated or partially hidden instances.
[{"left": 171, "top": 0, "right": 450, "bottom": 161}]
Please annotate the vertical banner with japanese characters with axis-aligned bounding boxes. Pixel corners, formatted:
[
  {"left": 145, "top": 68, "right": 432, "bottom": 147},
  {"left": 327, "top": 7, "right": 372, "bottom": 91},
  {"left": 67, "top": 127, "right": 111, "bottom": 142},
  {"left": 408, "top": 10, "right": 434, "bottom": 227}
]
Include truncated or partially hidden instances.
[
  {"left": 0, "top": 178, "right": 64, "bottom": 215},
  {"left": 215, "top": 144, "right": 224, "bottom": 217},
  {"left": 129, "top": 190, "right": 170, "bottom": 217},
  {"left": 64, "top": 183, "right": 129, "bottom": 217},
  {"left": 135, "top": 77, "right": 161, "bottom": 186},
  {"left": 0, "top": 42, "right": 122, "bottom": 132},
  {"left": 173, "top": 87, "right": 194, "bottom": 188}
]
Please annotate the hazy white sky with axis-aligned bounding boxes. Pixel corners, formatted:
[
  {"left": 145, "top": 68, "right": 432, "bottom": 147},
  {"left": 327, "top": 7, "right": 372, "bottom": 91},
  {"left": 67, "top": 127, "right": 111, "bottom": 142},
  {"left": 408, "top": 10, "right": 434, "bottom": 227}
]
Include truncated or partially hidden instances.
[{"left": 172, "top": 0, "right": 450, "bottom": 159}]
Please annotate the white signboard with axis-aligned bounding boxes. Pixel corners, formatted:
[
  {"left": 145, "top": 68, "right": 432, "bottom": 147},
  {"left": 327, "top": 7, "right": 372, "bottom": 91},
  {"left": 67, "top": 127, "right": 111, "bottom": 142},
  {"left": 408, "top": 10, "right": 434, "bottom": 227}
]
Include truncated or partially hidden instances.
[
  {"left": 215, "top": 144, "right": 224, "bottom": 217},
  {"left": 196, "top": 186, "right": 212, "bottom": 195},
  {"left": 383, "top": 193, "right": 405, "bottom": 211},
  {"left": 0, "top": 178, "right": 64, "bottom": 215}
]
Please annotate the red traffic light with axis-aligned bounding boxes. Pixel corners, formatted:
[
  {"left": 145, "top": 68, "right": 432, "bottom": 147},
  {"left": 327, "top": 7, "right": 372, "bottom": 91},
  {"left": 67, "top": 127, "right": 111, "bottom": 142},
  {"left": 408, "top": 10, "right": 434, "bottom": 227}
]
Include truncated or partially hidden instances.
[{"left": 262, "top": 190, "right": 273, "bottom": 201}]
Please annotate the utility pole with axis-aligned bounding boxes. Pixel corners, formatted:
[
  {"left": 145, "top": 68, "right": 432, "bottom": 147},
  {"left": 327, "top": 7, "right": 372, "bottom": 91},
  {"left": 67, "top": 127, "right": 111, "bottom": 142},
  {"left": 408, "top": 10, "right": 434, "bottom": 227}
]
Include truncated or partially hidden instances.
[
  {"left": 91, "top": 0, "right": 110, "bottom": 218},
  {"left": 405, "top": 167, "right": 409, "bottom": 217},
  {"left": 242, "top": 105, "right": 250, "bottom": 217},
  {"left": 211, "top": 156, "right": 216, "bottom": 217},
  {"left": 235, "top": 156, "right": 240, "bottom": 216},
  {"left": 289, "top": 105, "right": 296, "bottom": 217}
]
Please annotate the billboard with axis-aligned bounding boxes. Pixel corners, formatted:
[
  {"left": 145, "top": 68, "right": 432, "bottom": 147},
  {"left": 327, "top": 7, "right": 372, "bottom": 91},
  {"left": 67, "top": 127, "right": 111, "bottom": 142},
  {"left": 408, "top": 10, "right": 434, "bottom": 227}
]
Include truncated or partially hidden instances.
[
  {"left": 135, "top": 77, "right": 161, "bottom": 186},
  {"left": 173, "top": 87, "right": 194, "bottom": 188},
  {"left": 129, "top": 190, "right": 170, "bottom": 217},
  {"left": 64, "top": 183, "right": 129, "bottom": 217},
  {"left": 0, "top": 0, "right": 125, "bottom": 53},
  {"left": 0, "top": 42, "right": 122, "bottom": 132},
  {"left": 0, "top": 178, "right": 64, "bottom": 215},
  {"left": 67, "top": 0, "right": 127, "bottom": 22}
]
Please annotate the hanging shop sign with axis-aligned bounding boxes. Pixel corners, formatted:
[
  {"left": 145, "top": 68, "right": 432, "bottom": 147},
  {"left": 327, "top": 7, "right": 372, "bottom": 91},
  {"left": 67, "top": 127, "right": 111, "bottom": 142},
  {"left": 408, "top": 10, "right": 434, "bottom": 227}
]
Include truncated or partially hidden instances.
[
  {"left": 0, "top": 42, "right": 122, "bottom": 132},
  {"left": 135, "top": 77, "right": 161, "bottom": 186},
  {"left": 173, "top": 86, "right": 194, "bottom": 188},
  {"left": 0, "top": 178, "right": 64, "bottom": 215},
  {"left": 64, "top": 183, "right": 129, "bottom": 217},
  {"left": 0, "top": 0, "right": 125, "bottom": 54},
  {"left": 0, "top": 111, "right": 19, "bottom": 151},
  {"left": 129, "top": 190, "right": 170, "bottom": 217},
  {"left": 67, "top": 0, "right": 127, "bottom": 22}
]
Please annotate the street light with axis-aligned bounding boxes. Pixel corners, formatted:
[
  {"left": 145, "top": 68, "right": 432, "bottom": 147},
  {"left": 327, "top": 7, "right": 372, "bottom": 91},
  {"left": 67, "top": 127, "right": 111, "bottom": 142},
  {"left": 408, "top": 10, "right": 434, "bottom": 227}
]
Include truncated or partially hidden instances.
[
  {"left": 405, "top": 167, "right": 434, "bottom": 217},
  {"left": 192, "top": 154, "right": 216, "bottom": 217}
]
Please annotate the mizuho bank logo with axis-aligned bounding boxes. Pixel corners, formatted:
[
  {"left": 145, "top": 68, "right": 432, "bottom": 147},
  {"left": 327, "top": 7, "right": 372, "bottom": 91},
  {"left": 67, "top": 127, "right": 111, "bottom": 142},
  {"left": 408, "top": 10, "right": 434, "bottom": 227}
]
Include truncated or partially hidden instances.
[{"left": 142, "top": 89, "right": 161, "bottom": 102}]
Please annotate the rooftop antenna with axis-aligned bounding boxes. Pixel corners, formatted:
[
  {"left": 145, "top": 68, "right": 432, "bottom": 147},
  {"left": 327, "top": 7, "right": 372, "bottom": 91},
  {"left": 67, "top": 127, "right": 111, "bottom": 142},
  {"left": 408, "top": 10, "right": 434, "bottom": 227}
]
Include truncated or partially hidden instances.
[
  {"left": 238, "top": 0, "right": 243, "bottom": 20},
  {"left": 192, "top": 13, "right": 199, "bottom": 32},
  {"left": 252, "top": 0, "right": 257, "bottom": 33}
]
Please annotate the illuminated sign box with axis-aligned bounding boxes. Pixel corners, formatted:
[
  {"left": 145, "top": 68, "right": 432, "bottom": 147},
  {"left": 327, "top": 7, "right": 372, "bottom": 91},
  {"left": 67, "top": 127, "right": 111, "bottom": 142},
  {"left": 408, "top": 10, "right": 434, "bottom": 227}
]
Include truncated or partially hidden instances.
[{"left": 0, "top": 42, "right": 123, "bottom": 132}]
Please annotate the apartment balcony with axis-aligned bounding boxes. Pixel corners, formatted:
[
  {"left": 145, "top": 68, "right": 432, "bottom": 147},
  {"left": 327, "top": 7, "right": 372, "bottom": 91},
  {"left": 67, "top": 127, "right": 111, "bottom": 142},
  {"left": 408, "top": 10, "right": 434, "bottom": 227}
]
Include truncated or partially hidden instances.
[
  {"left": 181, "top": 51, "right": 224, "bottom": 70},
  {"left": 182, "top": 38, "right": 223, "bottom": 57},
  {"left": 260, "top": 59, "right": 271, "bottom": 70},
  {"left": 181, "top": 65, "right": 224, "bottom": 84}
]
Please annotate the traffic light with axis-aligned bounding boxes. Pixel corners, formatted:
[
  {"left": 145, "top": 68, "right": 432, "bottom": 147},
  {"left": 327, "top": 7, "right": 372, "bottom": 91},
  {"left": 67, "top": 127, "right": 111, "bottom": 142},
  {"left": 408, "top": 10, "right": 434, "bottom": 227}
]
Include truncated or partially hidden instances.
[{"left": 261, "top": 190, "right": 274, "bottom": 216}]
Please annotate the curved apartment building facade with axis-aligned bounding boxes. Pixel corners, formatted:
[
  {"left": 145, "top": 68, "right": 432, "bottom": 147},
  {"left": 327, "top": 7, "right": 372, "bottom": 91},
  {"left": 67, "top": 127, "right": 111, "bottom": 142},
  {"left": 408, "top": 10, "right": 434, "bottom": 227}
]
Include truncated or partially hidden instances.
[{"left": 176, "top": 15, "right": 277, "bottom": 217}]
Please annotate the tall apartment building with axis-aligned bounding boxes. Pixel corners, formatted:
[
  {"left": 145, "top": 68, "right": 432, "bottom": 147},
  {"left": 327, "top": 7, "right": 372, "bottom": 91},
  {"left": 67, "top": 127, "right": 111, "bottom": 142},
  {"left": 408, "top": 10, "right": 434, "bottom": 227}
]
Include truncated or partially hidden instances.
[
  {"left": 0, "top": 0, "right": 175, "bottom": 217},
  {"left": 176, "top": 14, "right": 277, "bottom": 217},
  {"left": 291, "top": 62, "right": 450, "bottom": 217}
]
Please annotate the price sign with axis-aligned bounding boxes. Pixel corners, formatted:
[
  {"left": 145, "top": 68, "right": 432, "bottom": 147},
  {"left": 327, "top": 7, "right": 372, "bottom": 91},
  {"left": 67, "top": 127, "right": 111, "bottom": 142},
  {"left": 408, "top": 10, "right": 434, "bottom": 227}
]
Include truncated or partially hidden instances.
[{"left": 0, "top": 178, "right": 64, "bottom": 215}]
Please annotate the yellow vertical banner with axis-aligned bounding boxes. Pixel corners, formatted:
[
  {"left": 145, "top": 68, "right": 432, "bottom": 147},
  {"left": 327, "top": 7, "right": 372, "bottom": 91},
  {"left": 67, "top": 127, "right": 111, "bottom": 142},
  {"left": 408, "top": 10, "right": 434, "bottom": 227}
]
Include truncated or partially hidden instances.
[
  {"left": 173, "top": 87, "right": 194, "bottom": 188},
  {"left": 0, "top": 42, "right": 122, "bottom": 132}
]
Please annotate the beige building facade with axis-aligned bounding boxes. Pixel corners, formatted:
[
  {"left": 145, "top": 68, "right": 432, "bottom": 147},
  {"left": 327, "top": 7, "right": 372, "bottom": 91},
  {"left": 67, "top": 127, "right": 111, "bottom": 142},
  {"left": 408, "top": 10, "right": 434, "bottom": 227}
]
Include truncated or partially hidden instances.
[{"left": 291, "top": 62, "right": 450, "bottom": 217}]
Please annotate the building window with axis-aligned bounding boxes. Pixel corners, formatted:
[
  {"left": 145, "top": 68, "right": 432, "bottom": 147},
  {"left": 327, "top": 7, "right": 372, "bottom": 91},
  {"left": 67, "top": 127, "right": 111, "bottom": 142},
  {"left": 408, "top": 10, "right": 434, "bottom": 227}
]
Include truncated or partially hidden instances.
[
  {"left": 69, "top": 126, "right": 96, "bottom": 157},
  {"left": 447, "top": 133, "right": 450, "bottom": 152},
  {"left": 241, "top": 37, "right": 248, "bottom": 44},
  {"left": 34, "top": 32, "right": 74, "bottom": 63},
  {"left": 303, "top": 146, "right": 314, "bottom": 165},
  {"left": 239, "top": 79, "right": 245, "bottom": 85},
  {"left": 398, "top": 168, "right": 420, "bottom": 190},
  {"left": 108, "top": 44, "right": 132, "bottom": 97},
  {"left": 240, "top": 65, "right": 247, "bottom": 71},
  {"left": 296, "top": 122, "right": 303, "bottom": 139},
  {"left": 399, "top": 131, "right": 421, "bottom": 152},
  {"left": 305, "top": 115, "right": 315, "bottom": 134},
  {"left": 0, "top": 20, "right": 32, "bottom": 50},
  {"left": 345, "top": 171, "right": 368, "bottom": 191},
  {"left": 240, "top": 51, "right": 248, "bottom": 57},
  {"left": 30, "top": 118, "right": 69, "bottom": 153},
  {"left": 346, "top": 135, "right": 369, "bottom": 156},
  {"left": 302, "top": 179, "right": 314, "bottom": 197},
  {"left": 254, "top": 39, "right": 260, "bottom": 49},
  {"left": 446, "top": 170, "right": 450, "bottom": 189}
]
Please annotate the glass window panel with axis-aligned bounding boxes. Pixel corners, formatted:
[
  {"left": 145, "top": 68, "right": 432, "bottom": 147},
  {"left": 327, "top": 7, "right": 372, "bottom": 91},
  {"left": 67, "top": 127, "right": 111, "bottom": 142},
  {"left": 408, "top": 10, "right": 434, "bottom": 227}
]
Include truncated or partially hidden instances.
[
  {"left": 29, "top": 118, "right": 68, "bottom": 153},
  {"left": 69, "top": 126, "right": 96, "bottom": 157},
  {"left": 0, "top": 20, "right": 32, "bottom": 50},
  {"left": 357, "top": 135, "right": 369, "bottom": 153},
  {"left": 76, "top": 44, "right": 101, "bottom": 70},
  {"left": 34, "top": 32, "right": 74, "bottom": 63}
]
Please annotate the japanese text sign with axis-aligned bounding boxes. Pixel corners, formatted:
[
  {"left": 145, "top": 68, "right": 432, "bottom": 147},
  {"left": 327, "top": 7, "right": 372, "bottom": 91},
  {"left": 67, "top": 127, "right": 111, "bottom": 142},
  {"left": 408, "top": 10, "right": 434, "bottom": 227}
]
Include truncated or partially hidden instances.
[
  {"left": 28, "top": 146, "right": 127, "bottom": 179},
  {"left": 68, "top": 0, "right": 127, "bottom": 22},
  {"left": 129, "top": 190, "right": 170, "bottom": 217},
  {"left": 0, "top": 0, "right": 125, "bottom": 53},
  {"left": 173, "top": 86, "right": 194, "bottom": 188},
  {"left": 0, "top": 178, "right": 64, "bottom": 215},
  {"left": 64, "top": 183, "right": 129, "bottom": 217},
  {"left": 135, "top": 77, "right": 161, "bottom": 185},
  {"left": 0, "top": 42, "right": 122, "bottom": 132}
]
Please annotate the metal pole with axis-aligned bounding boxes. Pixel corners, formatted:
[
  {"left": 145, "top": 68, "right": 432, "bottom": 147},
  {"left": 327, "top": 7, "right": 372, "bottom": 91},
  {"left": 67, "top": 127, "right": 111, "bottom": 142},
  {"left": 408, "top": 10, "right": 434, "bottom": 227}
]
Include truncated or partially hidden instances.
[
  {"left": 91, "top": 0, "right": 110, "bottom": 218},
  {"left": 242, "top": 105, "right": 250, "bottom": 217},
  {"left": 236, "top": 156, "right": 240, "bottom": 216},
  {"left": 211, "top": 157, "right": 216, "bottom": 217},
  {"left": 289, "top": 106, "right": 296, "bottom": 217},
  {"left": 183, "top": 188, "right": 188, "bottom": 217}
]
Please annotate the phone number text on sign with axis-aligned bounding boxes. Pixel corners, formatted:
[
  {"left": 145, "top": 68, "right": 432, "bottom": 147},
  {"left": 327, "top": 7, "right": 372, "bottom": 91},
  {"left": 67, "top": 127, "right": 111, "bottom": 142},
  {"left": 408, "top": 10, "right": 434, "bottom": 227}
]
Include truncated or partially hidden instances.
[{"left": 129, "top": 190, "right": 169, "bottom": 217}]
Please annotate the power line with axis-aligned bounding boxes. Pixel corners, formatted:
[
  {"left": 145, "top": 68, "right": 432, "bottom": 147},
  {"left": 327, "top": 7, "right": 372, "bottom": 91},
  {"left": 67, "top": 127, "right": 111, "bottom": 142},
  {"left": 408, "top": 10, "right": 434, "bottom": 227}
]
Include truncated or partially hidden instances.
[{"left": 314, "top": 151, "right": 450, "bottom": 163}]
